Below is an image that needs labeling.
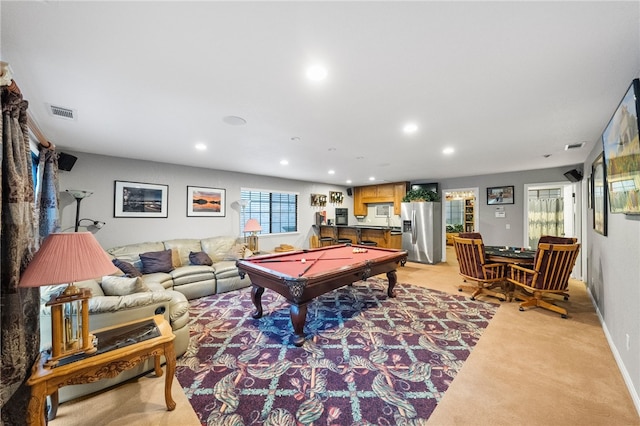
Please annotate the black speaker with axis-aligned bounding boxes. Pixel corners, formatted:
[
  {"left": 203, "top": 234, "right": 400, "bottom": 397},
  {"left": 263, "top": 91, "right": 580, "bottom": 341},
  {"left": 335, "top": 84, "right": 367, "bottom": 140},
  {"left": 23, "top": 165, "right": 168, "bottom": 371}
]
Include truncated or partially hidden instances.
[
  {"left": 346, "top": 187, "right": 353, "bottom": 196},
  {"left": 563, "top": 169, "right": 583, "bottom": 182},
  {"left": 58, "top": 152, "right": 77, "bottom": 171}
]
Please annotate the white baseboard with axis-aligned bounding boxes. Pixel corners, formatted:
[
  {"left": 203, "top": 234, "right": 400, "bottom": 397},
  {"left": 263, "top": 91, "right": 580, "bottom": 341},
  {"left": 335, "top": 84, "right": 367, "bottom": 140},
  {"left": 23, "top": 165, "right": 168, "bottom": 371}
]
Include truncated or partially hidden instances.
[{"left": 587, "top": 286, "right": 640, "bottom": 417}]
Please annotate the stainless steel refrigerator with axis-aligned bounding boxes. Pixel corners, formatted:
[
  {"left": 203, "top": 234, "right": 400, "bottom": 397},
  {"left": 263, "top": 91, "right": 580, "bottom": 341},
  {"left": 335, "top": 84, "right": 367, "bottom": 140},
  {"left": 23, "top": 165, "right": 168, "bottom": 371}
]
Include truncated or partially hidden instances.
[{"left": 401, "top": 202, "right": 442, "bottom": 264}]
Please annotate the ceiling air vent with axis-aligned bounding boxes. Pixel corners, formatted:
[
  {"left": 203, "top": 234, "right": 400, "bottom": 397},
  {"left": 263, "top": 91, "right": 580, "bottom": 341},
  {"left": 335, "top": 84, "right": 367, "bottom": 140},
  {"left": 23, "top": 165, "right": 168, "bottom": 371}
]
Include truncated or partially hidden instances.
[
  {"left": 564, "top": 142, "right": 586, "bottom": 150},
  {"left": 48, "top": 104, "right": 76, "bottom": 121}
]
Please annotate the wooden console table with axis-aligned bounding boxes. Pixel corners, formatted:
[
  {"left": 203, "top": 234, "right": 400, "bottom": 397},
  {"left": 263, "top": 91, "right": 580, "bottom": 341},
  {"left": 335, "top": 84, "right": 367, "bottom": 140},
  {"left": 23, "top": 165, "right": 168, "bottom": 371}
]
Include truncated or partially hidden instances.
[{"left": 26, "top": 315, "right": 176, "bottom": 426}]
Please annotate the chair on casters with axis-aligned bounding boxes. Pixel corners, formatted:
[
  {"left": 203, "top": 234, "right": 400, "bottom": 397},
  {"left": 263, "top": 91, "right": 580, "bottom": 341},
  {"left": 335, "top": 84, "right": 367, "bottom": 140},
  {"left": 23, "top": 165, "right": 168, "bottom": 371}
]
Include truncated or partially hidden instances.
[
  {"left": 453, "top": 235, "right": 507, "bottom": 301},
  {"left": 507, "top": 242, "right": 580, "bottom": 318},
  {"left": 536, "top": 235, "right": 577, "bottom": 301}
]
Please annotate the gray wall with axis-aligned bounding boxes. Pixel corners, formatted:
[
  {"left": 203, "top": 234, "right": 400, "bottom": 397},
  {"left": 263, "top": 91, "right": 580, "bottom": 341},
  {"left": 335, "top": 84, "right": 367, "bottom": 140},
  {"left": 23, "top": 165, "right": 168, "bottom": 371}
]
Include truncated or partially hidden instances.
[
  {"left": 58, "top": 151, "right": 352, "bottom": 250},
  {"left": 584, "top": 144, "right": 640, "bottom": 409},
  {"left": 438, "top": 166, "right": 582, "bottom": 247}
]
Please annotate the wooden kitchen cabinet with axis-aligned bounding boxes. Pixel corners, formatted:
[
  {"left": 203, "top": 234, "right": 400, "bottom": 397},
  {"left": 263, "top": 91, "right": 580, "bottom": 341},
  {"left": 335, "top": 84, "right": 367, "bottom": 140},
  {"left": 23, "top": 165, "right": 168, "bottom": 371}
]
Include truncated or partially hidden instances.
[
  {"left": 353, "top": 182, "right": 409, "bottom": 216},
  {"left": 393, "top": 182, "right": 408, "bottom": 215},
  {"left": 353, "top": 187, "right": 368, "bottom": 216}
]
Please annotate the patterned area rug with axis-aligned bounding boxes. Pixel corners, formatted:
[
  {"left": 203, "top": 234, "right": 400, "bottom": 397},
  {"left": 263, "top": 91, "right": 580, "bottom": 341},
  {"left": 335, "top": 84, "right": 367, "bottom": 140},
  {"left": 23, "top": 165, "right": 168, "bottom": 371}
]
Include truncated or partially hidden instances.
[{"left": 175, "top": 277, "right": 497, "bottom": 425}]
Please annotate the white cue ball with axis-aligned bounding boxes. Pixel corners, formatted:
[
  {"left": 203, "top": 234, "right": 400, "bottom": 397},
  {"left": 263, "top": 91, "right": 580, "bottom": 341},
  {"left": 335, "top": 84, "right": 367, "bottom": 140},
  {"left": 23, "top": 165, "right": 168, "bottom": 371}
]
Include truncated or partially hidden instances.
[{"left": 301, "top": 258, "right": 306, "bottom": 263}]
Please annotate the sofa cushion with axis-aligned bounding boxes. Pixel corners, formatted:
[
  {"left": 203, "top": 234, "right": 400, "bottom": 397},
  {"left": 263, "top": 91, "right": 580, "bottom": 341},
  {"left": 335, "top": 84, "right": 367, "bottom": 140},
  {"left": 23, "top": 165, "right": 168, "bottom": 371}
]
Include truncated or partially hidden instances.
[
  {"left": 163, "top": 239, "right": 202, "bottom": 267},
  {"left": 200, "top": 236, "right": 238, "bottom": 262},
  {"left": 213, "top": 260, "right": 243, "bottom": 279},
  {"left": 101, "top": 276, "right": 149, "bottom": 296},
  {"left": 189, "top": 251, "right": 213, "bottom": 266},
  {"left": 142, "top": 272, "right": 174, "bottom": 289},
  {"left": 107, "top": 242, "right": 165, "bottom": 270},
  {"left": 170, "top": 265, "right": 215, "bottom": 286},
  {"left": 112, "top": 259, "right": 142, "bottom": 277},
  {"left": 139, "top": 249, "right": 174, "bottom": 274}
]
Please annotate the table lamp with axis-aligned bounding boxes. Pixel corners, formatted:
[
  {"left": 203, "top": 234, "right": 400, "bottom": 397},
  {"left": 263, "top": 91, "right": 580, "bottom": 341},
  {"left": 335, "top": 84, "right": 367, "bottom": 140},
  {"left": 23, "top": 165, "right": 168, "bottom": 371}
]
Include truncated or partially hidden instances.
[
  {"left": 19, "top": 232, "right": 119, "bottom": 366},
  {"left": 243, "top": 219, "right": 262, "bottom": 252}
]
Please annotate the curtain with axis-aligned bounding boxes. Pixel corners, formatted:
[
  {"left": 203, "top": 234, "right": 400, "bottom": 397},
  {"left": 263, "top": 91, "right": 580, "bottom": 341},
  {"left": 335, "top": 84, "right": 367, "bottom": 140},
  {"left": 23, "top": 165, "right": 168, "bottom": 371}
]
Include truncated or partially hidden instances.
[
  {"left": 528, "top": 198, "right": 564, "bottom": 248},
  {"left": 37, "top": 148, "right": 60, "bottom": 240},
  {"left": 0, "top": 86, "right": 40, "bottom": 425}
]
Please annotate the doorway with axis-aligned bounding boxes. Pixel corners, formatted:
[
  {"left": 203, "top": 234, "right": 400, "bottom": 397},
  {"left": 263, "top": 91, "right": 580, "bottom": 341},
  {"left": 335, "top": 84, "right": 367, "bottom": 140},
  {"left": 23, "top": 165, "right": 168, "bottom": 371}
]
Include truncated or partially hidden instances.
[
  {"left": 443, "top": 187, "right": 479, "bottom": 261},
  {"left": 524, "top": 181, "right": 582, "bottom": 279}
]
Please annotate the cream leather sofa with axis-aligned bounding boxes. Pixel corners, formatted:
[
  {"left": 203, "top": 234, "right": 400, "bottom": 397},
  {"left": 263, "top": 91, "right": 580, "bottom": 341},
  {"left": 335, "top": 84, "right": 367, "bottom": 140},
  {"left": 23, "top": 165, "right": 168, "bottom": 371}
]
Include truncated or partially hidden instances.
[{"left": 39, "top": 235, "right": 252, "bottom": 403}]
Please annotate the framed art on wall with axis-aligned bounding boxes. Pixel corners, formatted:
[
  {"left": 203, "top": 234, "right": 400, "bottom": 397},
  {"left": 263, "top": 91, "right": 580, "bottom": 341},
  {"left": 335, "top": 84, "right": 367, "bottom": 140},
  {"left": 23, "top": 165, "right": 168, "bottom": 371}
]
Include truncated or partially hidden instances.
[
  {"left": 486, "top": 185, "right": 514, "bottom": 205},
  {"left": 114, "top": 181, "right": 168, "bottom": 218},
  {"left": 601, "top": 78, "right": 640, "bottom": 214},
  {"left": 187, "top": 186, "right": 226, "bottom": 217},
  {"left": 592, "top": 152, "right": 608, "bottom": 236}
]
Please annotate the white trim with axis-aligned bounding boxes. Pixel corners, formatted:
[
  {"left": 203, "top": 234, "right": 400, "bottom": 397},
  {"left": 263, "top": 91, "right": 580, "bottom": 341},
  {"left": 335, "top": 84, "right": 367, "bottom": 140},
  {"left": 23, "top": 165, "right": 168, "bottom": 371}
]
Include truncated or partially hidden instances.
[{"left": 588, "top": 286, "right": 640, "bottom": 417}]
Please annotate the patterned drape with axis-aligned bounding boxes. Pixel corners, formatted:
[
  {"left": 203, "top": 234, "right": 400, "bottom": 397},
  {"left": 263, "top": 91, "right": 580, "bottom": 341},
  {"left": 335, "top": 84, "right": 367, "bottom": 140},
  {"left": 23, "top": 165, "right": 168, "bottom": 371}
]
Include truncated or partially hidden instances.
[
  {"left": 0, "top": 86, "right": 45, "bottom": 425},
  {"left": 37, "top": 148, "right": 60, "bottom": 240},
  {"left": 528, "top": 198, "right": 564, "bottom": 248}
]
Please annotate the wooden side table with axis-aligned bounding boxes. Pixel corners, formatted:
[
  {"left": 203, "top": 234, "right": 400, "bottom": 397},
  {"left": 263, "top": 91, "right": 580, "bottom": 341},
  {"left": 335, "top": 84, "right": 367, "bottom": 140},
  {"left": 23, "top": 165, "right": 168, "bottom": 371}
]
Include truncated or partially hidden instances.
[{"left": 26, "top": 315, "right": 176, "bottom": 426}]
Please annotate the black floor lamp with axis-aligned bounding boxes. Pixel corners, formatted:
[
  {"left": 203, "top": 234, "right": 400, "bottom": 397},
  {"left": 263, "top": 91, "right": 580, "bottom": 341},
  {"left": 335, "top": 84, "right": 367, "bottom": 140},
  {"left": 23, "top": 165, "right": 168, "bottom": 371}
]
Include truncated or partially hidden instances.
[{"left": 66, "top": 190, "right": 93, "bottom": 232}]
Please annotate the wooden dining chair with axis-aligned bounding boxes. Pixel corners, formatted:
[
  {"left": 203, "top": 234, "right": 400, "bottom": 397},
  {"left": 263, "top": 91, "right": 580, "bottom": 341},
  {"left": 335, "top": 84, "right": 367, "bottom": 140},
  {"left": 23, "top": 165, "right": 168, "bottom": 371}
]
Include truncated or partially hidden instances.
[
  {"left": 507, "top": 242, "right": 580, "bottom": 318},
  {"left": 453, "top": 236, "right": 507, "bottom": 301}
]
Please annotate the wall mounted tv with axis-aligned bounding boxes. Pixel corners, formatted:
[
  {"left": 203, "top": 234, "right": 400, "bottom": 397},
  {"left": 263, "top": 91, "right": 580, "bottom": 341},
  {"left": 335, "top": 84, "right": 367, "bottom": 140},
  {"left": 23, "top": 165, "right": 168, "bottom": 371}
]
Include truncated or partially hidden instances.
[
  {"left": 411, "top": 182, "right": 439, "bottom": 194},
  {"left": 602, "top": 78, "right": 640, "bottom": 214}
]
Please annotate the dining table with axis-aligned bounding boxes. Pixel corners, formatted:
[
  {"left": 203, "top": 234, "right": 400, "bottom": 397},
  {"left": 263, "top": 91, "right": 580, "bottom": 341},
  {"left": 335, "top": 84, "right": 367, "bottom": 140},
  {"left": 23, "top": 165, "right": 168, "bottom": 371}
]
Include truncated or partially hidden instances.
[
  {"left": 484, "top": 245, "right": 536, "bottom": 265},
  {"left": 484, "top": 246, "right": 536, "bottom": 302}
]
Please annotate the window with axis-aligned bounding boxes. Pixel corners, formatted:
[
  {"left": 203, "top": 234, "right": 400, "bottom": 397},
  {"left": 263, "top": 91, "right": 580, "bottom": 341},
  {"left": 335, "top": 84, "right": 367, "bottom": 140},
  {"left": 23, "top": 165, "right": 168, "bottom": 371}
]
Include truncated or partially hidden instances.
[{"left": 240, "top": 188, "right": 298, "bottom": 235}]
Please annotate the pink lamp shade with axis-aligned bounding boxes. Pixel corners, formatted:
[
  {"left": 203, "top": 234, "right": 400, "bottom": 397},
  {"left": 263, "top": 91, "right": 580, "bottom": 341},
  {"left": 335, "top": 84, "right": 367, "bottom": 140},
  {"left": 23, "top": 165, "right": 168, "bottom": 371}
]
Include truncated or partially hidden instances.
[
  {"left": 19, "top": 232, "right": 118, "bottom": 288},
  {"left": 243, "top": 219, "right": 262, "bottom": 234}
]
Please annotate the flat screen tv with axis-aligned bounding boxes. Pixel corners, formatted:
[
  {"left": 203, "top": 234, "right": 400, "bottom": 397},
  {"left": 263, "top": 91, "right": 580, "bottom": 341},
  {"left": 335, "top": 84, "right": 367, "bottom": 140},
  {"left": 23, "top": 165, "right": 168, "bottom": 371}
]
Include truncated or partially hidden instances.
[
  {"left": 602, "top": 78, "right": 640, "bottom": 214},
  {"left": 411, "top": 182, "right": 438, "bottom": 194}
]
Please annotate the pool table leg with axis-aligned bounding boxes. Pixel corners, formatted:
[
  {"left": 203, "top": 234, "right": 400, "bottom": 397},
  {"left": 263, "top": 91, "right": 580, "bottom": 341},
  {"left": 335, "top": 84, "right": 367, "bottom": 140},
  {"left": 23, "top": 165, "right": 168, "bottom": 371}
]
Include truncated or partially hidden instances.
[
  {"left": 251, "top": 285, "right": 265, "bottom": 319},
  {"left": 386, "top": 270, "right": 398, "bottom": 298},
  {"left": 290, "top": 303, "right": 308, "bottom": 347}
]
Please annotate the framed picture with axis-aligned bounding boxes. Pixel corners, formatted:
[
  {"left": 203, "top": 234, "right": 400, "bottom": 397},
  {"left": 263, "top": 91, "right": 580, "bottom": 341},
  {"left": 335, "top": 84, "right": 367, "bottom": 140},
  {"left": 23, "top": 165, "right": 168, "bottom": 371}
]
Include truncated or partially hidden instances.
[
  {"left": 592, "top": 152, "right": 608, "bottom": 236},
  {"left": 487, "top": 185, "right": 514, "bottom": 205},
  {"left": 114, "top": 181, "right": 168, "bottom": 218},
  {"left": 187, "top": 186, "right": 226, "bottom": 217},
  {"left": 601, "top": 78, "right": 640, "bottom": 214}
]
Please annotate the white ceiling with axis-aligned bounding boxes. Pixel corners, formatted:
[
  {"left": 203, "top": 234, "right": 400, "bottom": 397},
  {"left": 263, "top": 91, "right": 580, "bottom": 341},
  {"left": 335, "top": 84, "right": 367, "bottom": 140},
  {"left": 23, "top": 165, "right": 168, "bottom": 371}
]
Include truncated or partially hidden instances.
[{"left": 2, "top": 1, "right": 639, "bottom": 186}]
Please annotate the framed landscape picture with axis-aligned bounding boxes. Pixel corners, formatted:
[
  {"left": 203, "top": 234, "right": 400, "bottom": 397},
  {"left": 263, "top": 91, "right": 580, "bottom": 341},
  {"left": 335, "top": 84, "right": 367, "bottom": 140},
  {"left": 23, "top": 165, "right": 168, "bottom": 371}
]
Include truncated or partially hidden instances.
[
  {"left": 187, "top": 186, "right": 225, "bottom": 217},
  {"left": 114, "top": 181, "right": 168, "bottom": 218},
  {"left": 601, "top": 79, "right": 640, "bottom": 214},
  {"left": 592, "top": 153, "right": 607, "bottom": 236},
  {"left": 486, "top": 185, "right": 514, "bottom": 205}
]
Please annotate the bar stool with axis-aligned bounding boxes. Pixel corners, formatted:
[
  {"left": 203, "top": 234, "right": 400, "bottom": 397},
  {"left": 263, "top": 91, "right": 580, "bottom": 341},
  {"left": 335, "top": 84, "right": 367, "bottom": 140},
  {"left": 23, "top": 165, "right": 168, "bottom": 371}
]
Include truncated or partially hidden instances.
[
  {"left": 313, "top": 224, "right": 335, "bottom": 247},
  {"left": 356, "top": 229, "right": 377, "bottom": 247}
]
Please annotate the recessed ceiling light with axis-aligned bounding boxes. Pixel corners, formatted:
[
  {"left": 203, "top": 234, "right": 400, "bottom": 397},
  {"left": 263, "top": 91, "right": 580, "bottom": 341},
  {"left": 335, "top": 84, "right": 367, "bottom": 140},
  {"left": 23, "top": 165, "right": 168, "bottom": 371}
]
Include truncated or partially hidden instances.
[
  {"left": 403, "top": 123, "right": 418, "bottom": 134},
  {"left": 442, "top": 147, "right": 454, "bottom": 155},
  {"left": 280, "top": 159, "right": 289, "bottom": 165},
  {"left": 306, "top": 64, "right": 328, "bottom": 81},
  {"left": 346, "top": 180, "right": 352, "bottom": 184},
  {"left": 195, "top": 143, "right": 207, "bottom": 151},
  {"left": 328, "top": 170, "right": 335, "bottom": 175},
  {"left": 222, "top": 116, "right": 247, "bottom": 126},
  {"left": 369, "top": 177, "right": 375, "bottom": 181}
]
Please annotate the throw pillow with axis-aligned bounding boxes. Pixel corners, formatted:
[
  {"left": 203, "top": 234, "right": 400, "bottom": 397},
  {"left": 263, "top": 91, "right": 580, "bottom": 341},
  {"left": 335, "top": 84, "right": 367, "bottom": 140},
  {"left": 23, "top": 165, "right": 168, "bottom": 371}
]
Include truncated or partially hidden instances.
[
  {"left": 112, "top": 258, "right": 142, "bottom": 277},
  {"left": 139, "top": 249, "right": 174, "bottom": 274},
  {"left": 224, "top": 243, "right": 247, "bottom": 260},
  {"left": 189, "top": 251, "right": 213, "bottom": 266},
  {"left": 101, "top": 276, "right": 149, "bottom": 296}
]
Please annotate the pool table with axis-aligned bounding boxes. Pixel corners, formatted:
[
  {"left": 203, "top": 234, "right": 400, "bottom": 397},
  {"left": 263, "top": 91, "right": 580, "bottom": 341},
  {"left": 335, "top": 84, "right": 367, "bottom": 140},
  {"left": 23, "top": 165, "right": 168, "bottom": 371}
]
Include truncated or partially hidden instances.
[{"left": 236, "top": 244, "right": 408, "bottom": 346}]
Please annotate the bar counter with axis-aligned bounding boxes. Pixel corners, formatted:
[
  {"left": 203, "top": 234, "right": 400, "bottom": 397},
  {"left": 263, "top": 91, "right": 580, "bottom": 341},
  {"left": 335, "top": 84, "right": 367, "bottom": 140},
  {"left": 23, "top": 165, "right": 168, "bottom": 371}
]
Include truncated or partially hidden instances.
[{"left": 318, "top": 225, "right": 402, "bottom": 249}]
